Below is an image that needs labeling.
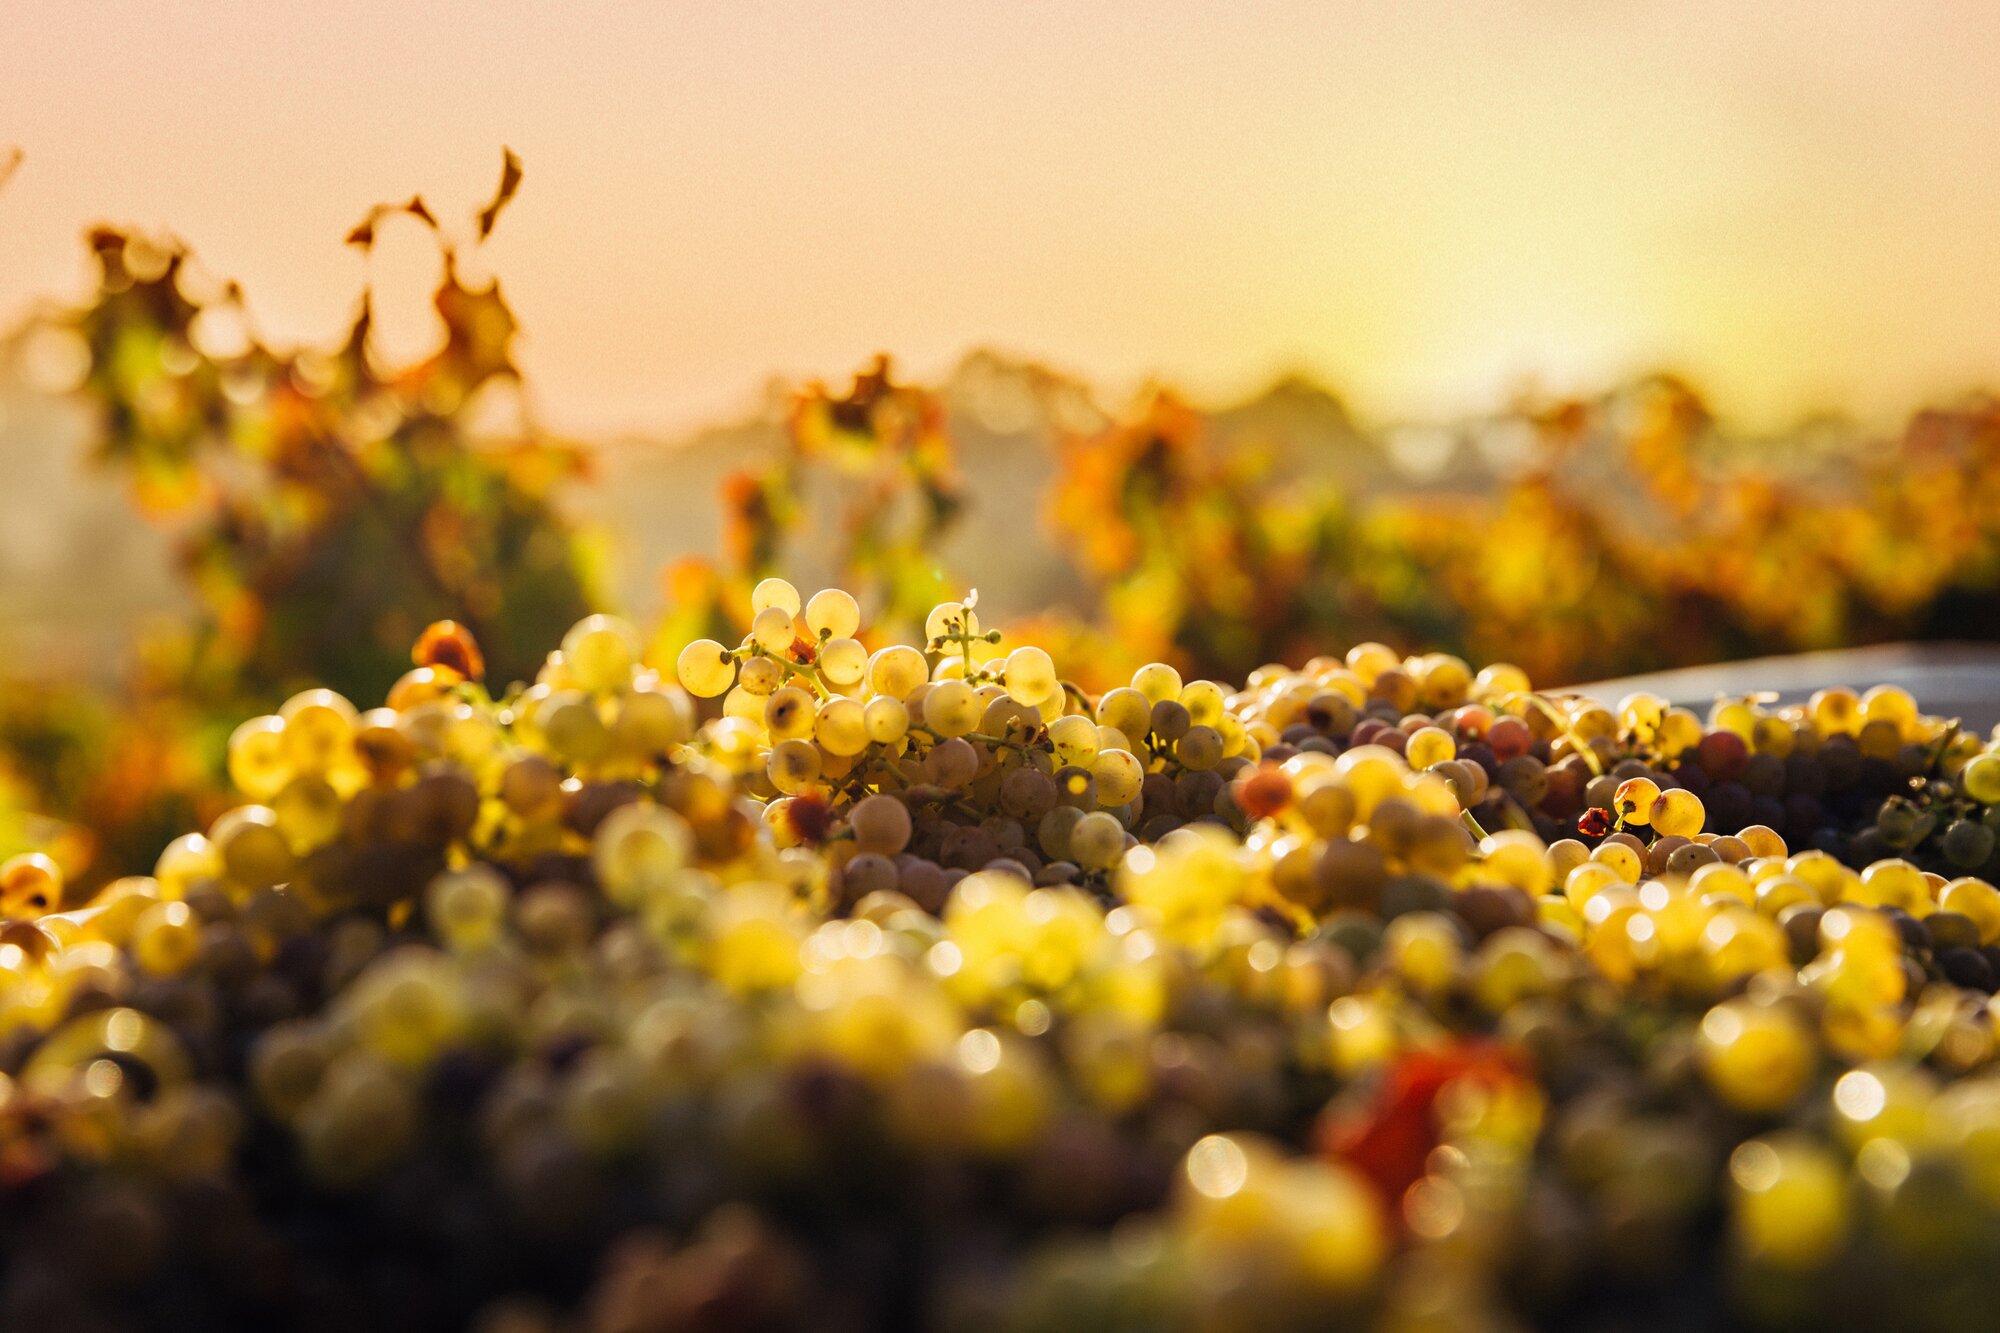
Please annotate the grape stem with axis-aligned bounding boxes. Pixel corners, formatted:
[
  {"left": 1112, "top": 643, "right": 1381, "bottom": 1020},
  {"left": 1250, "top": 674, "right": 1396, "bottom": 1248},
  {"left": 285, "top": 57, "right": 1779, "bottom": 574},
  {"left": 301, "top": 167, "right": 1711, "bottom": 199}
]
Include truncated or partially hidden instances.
[{"left": 1516, "top": 692, "right": 1604, "bottom": 777}]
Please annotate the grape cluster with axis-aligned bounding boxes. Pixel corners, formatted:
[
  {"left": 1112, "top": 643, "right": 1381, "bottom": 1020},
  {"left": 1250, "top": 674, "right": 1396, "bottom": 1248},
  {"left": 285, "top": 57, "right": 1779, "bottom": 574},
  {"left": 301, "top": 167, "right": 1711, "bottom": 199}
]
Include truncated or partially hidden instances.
[{"left": 5, "top": 592, "right": 2000, "bottom": 1329}]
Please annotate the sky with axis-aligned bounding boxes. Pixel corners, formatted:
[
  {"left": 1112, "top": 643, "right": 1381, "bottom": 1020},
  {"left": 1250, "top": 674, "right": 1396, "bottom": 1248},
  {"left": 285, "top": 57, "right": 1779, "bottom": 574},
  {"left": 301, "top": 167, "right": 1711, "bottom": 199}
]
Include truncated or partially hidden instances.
[{"left": 4, "top": 1, "right": 2000, "bottom": 437}]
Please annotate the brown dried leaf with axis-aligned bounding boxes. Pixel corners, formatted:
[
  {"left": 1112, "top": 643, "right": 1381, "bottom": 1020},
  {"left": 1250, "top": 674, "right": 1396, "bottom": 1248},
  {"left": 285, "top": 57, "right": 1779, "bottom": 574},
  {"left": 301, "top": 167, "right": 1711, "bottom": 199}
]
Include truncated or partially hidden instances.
[{"left": 477, "top": 147, "right": 524, "bottom": 240}]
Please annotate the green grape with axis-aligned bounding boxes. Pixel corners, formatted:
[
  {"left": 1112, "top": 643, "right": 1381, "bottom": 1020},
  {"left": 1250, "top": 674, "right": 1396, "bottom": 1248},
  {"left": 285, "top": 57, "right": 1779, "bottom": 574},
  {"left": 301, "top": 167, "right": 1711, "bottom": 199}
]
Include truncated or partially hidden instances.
[
  {"left": 819, "top": 637, "right": 868, "bottom": 687},
  {"left": 815, "top": 698, "right": 870, "bottom": 756},
  {"left": 1179, "top": 679, "right": 1226, "bottom": 727},
  {"left": 1729, "top": 1135, "right": 1849, "bottom": 1270},
  {"left": 1964, "top": 753, "right": 2000, "bottom": 805},
  {"left": 1001, "top": 767, "right": 1058, "bottom": 821},
  {"left": 752, "top": 605, "right": 798, "bottom": 654},
  {"left": 212, "top": 806, "right": 295, "bottom": 891},
  {"left": 737, "top": 654, "right": 784, "bottom": 694},
  {"left": 154, "top": 832, "right": 221, "bottom": 900},
  {"left": 536, "top": 690, "right": 611, "bottom": 764},
  {"left": 1613, "top": 776, "right": 1661, "bottom": 826},
  {"left": 1092, "top": 749, "right": 1144, "bottom": 808},
  {"left": 611, "top": 684, "right": 694, "bottom": 756},
  {"left": 864, "top": 696, "right": 910, "bottom": 745},
  {"left": 1069, "top": 811, "right": 1127, "bottom": 872},
  {"left": 593, "top": 801, "right": 694, "bottom": 906},
  {"left": 277, "top": 688, "right": 357, "bottom": 774},
  {"left": 805, "top": 588, "right": 862, "bottom": 641},
  {"left": 676, "top": 639, "right": 737, "bottom": 698},
  {"left": 768, "top": 739, "right": 824, "bottom": 794},
  {"left": 561, "top": 614, "right": 641, "bottom": 692},
  {"left": 925, "top": 737, "right": 980, "bottom": 789},
  {"left": 229, "top": 715, "right": 293, "bottom": 800},
  {"left": 924, "top": 600, "right": 980, "bottom": 645},
  {"left": 272, "top": 776, "right": 343, "bottom": 855},
  {"left": 1652, "top": 788, "right": 1706, "bottom": 838},
  {"left": 868, "top": 644, "right": 930, "bottom": 699},
  {"left": 981, "top": 694, "right": 1039, "bottom": 740},
  {"left": 1404, "top": 725, "right": 1455, "bottom": 769},
  {"left": 765, "top": 686, "right": 818, "bottom": 740},
  {"left": 722, "top": 686, "right": 770, "bottom": 723},
  {"left": 1004, "top": 646, "right": 1059, "bottom": 707},
  {"left": 1696, "top": 998, "right": 1813, "bottom": 1112},
  {"left": 426, "top": 866, "right": 511, "bottom": 952},
  {"left": 923, "top": 680, "right": 982, "bottom": 738},
  {"left": 751, "top": 576, "right": 801, "bottom": 616},
  {"left": 1132, "top": 662, "right": 1183, "bottom": 705},
  {"left": 1381, "top": 911, "right": 1463, "bottom": 994},
  {"left": 1943, "top": 819, "right": 1996, "bottom": 868},
  {"left": 1096, "top": 686, "right": 1152, "bottom": 741},
  {"left": 1047, "top": 714, "right": 1100, "bottom": 767},
  {"left": 1038, "top": 805, "right": 1085, "bottom": 861},
  {"left": 0, "top": 852, "right": 61, "bottom": 918},
  {"left": 131, "top": 900, "right": 200, "bottom": 977},
  {"left": 249, "top": 1023, "right": 331, "bottom": 1122}
]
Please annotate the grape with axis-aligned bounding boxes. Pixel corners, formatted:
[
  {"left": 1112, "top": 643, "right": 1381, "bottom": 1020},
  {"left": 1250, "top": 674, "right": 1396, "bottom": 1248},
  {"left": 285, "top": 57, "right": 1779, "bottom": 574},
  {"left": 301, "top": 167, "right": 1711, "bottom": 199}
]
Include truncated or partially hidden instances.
[
  {"left": 426, "top": 866, "right": 511, "bottom": 952},
  {"left": 813, "top": 698, "right": 870, "bottom": 757},
  {"left": 561, "top": 614, "right": 641, "bottom": 692},
  {"left": 1003, "top": 645, "right": 1059, "bottom": 706},
  {"left": 804, "top": 588, "right": 862, "bottom": 641},
  {"left": 764, "top": 686, "right": 817, "bottom": 740},
  {"left": 923, "top": 680, "right": 982, "bottom": 738},
  {"left": 818, "top": 637, "right": 868, "bottom": 687},
  {"left": 536, "top": 690, "right": 611, "bottom": 764},
  {"left": 752, "top": 605, "right": 798, "bottom": 654},
  {"left": 924, "top": 737, "right": 979, "bottom": 789},
  {"left": 22, "top": 582, "right": 2000, "bottom": 1331},
  {"left": 924, "top": 600, "right": 980, "bottom": 644},
  {"left": 768, "top": 738, "right": 824, "bottom": 794},
  {"left": 863, "top": 696, "right": 909, "bottom": 745},
  {"left": 751, "top": 576, "right": 802, "bottom": 616},
  {"left": 869, "top": 644, "right": 929, "bottom": 700},
  {"left": 1092, "top": 749, "right": 1144, "bottom": 808},
  {"left": 1175, "top": 726, "right": 1224, "bottom": 772},
  {"left": 228, "top": 715, "right": 292, "bottom": 800},
  {"left": 593, "top": 801, "right": 692, "bottom": 905},
  {"left": 1613, "top": 776, "right": 1661, "bottom": 826},
  {"left": 1132, "top": 662, "right": 1183, "bottom": 705},
  {"left": 0, "top": 852, "right": 62, "bottom": 918},
  {"left": 1083, "top": 689, "right": 1141, "bottom": 741},
  {"left": 676, "top": 639, "right": 737, "bottom": 698},
  {"left": 1180, "top": 679, "right": 1226, "bottom": 727},
  {"left": 1730, "top": 1135, "right": 1850, "bottom": 1270},
  {"left": 849, "top": 794, "right": 912, "bottom": 854},
  {"left": 738, "top": 654, "right": 784, "bottom": 694},
  {"left": 1652, "top": 788, "right": 1705, "bottom": 838},
  {"left": 1943, "top": 819, "right": 1996, "bottom": 868},
  {"left": 1068, "top": 811, "right": 1126, "bottom": 871},
  {"left": 611, "top": 685, "right": 695, "bottom": 756},
  {"left": 278, "top": 689, "right": 357, "bottom": 774},
  {"left": 1964, "top": 753, "right": 2000, "bottom": 805}
]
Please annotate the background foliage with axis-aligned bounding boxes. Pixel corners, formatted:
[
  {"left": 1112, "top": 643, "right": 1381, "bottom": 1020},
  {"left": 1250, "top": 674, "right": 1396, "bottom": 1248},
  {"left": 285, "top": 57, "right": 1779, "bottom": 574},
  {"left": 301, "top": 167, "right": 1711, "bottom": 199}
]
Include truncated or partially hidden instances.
[{"left": 6, "top": 164, "right": 2000, "bottom": 882}]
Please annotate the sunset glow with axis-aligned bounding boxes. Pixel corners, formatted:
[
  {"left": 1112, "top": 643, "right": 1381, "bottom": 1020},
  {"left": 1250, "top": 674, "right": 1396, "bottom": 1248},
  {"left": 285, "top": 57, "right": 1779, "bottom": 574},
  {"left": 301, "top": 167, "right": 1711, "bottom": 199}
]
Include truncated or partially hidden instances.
[{"left": 5, "top": 1, "right": 1999, "bottom": 434}]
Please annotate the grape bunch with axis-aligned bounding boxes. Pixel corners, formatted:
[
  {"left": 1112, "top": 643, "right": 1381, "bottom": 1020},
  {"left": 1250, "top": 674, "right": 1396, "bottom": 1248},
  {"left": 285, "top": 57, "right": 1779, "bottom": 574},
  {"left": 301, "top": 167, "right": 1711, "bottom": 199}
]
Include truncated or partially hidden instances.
[{"left": 4, "top": 590, "right": 2000, "bottom": 1329}]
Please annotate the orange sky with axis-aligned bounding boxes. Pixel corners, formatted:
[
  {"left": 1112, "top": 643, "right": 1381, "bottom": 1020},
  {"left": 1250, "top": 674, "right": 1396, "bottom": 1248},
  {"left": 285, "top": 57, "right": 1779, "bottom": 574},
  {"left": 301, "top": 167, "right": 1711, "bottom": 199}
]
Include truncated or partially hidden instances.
[{"left": 4, "top": 2, "right": 1999, "bottom": 436}]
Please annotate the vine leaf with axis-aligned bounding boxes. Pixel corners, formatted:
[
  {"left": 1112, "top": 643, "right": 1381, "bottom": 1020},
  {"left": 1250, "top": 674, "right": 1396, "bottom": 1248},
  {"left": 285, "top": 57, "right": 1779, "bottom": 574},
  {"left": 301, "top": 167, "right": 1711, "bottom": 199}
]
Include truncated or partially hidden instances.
[
  {"left": 477, "top": 147, "right": 524, "bottom": 240},
  {"left": 345, "top": 195, "right": 439, "bottom": 249}
]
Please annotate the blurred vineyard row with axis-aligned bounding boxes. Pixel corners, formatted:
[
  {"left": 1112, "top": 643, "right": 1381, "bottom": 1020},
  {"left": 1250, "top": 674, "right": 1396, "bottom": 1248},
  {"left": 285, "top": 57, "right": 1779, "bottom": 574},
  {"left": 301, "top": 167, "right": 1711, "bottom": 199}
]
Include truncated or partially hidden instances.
[{"left": 4, "top": 168, "right": 2000, "bottom": 884}]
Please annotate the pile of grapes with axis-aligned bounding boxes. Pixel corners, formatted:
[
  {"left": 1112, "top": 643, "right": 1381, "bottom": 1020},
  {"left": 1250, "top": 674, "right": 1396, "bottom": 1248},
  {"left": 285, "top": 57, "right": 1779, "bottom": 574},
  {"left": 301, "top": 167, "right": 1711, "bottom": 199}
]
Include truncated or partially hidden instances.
[{"left": 7, "top": 582, "right": 2000, "bottom": 1330}]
